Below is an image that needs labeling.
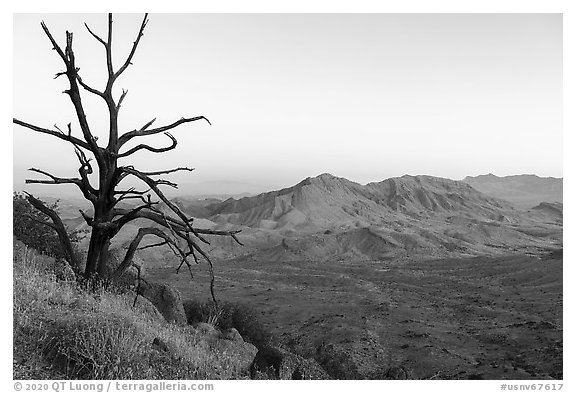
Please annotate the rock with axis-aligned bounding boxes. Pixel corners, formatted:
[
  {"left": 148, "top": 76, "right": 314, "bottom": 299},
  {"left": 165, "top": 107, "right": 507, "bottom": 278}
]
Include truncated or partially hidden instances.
[
  {"left": 213, "top": 339, "right": 258, "bottom": 374},
  {"left": 315, "top": 334, "right": 392, "bottom": 379},
  {"left": 138, "top": 281, "right": 187, "bottom": 325},
  {"left": 251, "top": 345, "right": 329, "bottom": 380},
  {"left": 105, "top": 249, "right": 142, "bottom": 290},
  {"left": 194, "top": 322, "right": 219, "bottom": 337},
  {"left": 221, "top": 327, "right": 243, "bottom": 342},
  {"left": 152, "top": 337, "right": 170, "bottom": 353},
  {"left": 132, "top": 295, "right": 164, "bottom": 322},
  {"left": 384, "top": 365, "right": 411, "bottom": 380}
]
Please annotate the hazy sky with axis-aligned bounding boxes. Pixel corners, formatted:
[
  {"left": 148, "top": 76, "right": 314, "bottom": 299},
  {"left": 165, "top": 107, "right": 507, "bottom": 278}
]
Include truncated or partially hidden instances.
[{"left": 13, "top": 13, "right": 562, "bottom": 195}]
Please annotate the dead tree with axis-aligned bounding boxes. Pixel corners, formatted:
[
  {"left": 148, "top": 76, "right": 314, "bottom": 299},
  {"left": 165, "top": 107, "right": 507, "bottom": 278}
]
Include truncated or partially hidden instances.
[{"left": 13, "top": 14, "right": 241, "bottom": 303}]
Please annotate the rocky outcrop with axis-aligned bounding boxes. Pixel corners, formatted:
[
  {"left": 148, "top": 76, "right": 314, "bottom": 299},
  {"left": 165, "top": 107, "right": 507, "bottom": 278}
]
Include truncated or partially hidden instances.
[
  {"left": 138, "top": 281, "right": 187, "bottom": 325},
  {"left": 251, "top": 345, "right": 329, "bottom": 380},
  {"left": 315, "top": 334, "right": 412, "bottom": 379},
  {"left": 214, "top": 339, "right": 258, "bottom": 374},
  {"left": 132, "top": 295, "right": 164, "bottom": 323},
  {"left": 220, "top": 327, "right": 244, "bottom": 342}
]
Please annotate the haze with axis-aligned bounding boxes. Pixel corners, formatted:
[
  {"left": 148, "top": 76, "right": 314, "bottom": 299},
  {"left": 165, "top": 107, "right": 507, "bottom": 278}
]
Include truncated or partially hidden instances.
[{"left": 13, "top": 13, "right": 562, "bottom": 196}]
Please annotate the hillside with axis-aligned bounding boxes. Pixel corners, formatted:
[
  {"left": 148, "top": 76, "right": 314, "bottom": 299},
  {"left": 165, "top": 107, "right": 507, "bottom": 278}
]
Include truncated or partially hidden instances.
[
  {"left": 179, "top": 173, "right": 561, "bottom": 262},
  {"left": 13, "top": 239, "right": 332, "bottom": 380},
  {"left": 205, "top": 174, "right": 515, "bottom": 229},
  {"left": 12, "top": 240, "right": 259, "bottom": 380},
  {"left": 462, "top": 174, "right": 562, "bottom": 209},
  {"left": 59, "top": 173, "right": 563, "bottom": 267}
]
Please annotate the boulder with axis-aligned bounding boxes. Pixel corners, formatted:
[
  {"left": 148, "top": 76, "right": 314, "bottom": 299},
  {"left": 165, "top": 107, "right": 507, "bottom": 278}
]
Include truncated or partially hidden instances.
[
  {"left": 213, "top": 339, "right": 258, "bottom": 374},
  {"left": 315, "top": 334, "right": 391, "bottom": 379},
  {"left": 314, "top": 338, "right": 412, "bottom": 379},
  {"left": 132, "top": 295, "right": 164, "bottom": 323},
  {"left": 138, "top": 281, "right": 187, "bottom": 325},
  {"left": 104, "top": 249, "right": 143, "bottom": 290},
  {"left": 251, "top": 345, "right": 329, "bottom": 380},
  {"left": 220, "top": 327, "right": 244, "bottom": 342},
  {"left": 384, "top": 365, "right": 411, "bottom": 380},
  {"left": 152, "top": 337, "right": 170, "bottom": 353}
]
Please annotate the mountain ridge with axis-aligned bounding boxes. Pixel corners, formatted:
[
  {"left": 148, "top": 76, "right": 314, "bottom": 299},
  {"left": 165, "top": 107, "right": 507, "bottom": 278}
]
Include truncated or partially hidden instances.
[
  {"left": 59, "top": 172, "right": 563, "bottom": 263},
  {"left": 462, "top": 174, "right": 562, "bottom": 209},
  {"left": 202, "top": 173, "right": 518, "bottom": 231}
]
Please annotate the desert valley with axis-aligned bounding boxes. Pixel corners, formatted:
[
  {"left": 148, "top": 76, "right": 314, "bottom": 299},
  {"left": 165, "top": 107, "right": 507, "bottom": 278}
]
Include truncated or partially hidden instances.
[{"left": 48, "top": 172, "right": 562, "bottom": 379}]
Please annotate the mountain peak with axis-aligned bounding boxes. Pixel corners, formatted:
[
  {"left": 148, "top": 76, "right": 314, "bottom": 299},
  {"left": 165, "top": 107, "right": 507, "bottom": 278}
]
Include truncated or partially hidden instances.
[{"left": 313, "top": 173, "right": 339, "bottom": 180}]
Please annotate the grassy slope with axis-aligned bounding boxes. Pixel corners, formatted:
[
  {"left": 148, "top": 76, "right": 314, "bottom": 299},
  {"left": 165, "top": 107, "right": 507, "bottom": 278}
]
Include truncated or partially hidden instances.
[{"left": 13, "top": 241, "right": 253, "bottom": 380}]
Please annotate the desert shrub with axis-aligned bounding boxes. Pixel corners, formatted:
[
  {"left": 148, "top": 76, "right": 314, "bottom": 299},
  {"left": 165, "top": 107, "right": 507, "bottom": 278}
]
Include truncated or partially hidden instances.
[
  {"left": 183, "top": 300, "right": 274, "bottom": 348},
  {"left": 13, "top": 193, "right": 63, "bottom": 258},
  {"left": 14, "top": 243, "right": 254, "bottom": 380},
  {"left": 43, "top": 314, "right": 149, "bottom": 379},
  {"left": 13, "top": 192, "right": 81, "bottom": 261}
]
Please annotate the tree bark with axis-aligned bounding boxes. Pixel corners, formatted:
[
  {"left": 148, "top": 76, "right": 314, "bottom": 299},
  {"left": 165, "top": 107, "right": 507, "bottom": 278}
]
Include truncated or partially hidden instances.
[{"left": 24, "top": 193, "right": 80, "bottom": 274}]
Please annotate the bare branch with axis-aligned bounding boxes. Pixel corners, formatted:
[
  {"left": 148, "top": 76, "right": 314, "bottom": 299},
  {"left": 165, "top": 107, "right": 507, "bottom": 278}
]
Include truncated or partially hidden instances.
[
  {"left": 116, "top": 89, "right": 128, "bottom": 111},
  {"left": 118, "top": 116, "right": 210, "bottom": 147},
  {"left": 84, "top": 22, "right": 107, "bottom": 46},
  {"left": 113, "top": 13, "right": 149, "bottom": 80},
  {"left": 112, "top": 226, "right": 186, "bottom": 278},
  {"left": 79, "top": 209, "right": 93, "bottom": 225},
  {"left": 106, "top": 13, "right": 113, "bottom": 76},
  {"left": 76, "top": 72, "right": 106, "bottom": 98},
  {"left": 116, "top": 132, "right": 177, "bottom": 158},
  {"left": 27, "top": 168, "right": 82, "bottom": 185},
  {"left": 111, "top": 199, "right": 159, "bottom": 235},
  {"left": 40, "top": 21, "right": 68, "bottom": 63},
  {"left": 24, "top": 192, "right": 81, "bottom": 273},
  {"left": 39, "top": 21, "right": 103, "bottom": 161},
  {"left": 140, "top": 167, "right": 194, "bottom": 176},
  {"left": 185, "top": 234, "right": 219, "bottom": 305},
  {"left": 138, "top": 240, "right": 168, "bottom": 251},
  {"left": 22, "top": 213, "right": 57, "bottom": 230},
  {"left": 14, "top": 118, "right": 91, "bottom": 150},
  {"left": 26, "top": 167, "right": 96, "bottom": 202},
  {"left": 111, "top": 207, "right": 242, "bottom": 246},
  {"left": 112, "top": 207, "right": 187, "bottom": 232},
  {"left": 195, "top": 228, "right": 244, "bottom": 246},
  {"left": 117, "top": 166, "right": 206, "bottom": 239},
  {"left": 73, "top": 148, "right": 98, "bottom": 199},
  {"left": 132, "top": 263, "right": 144, "bottom": 307}
]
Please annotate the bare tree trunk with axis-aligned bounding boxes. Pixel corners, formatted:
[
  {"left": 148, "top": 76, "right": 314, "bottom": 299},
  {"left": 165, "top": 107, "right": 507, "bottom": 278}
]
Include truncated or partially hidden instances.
[
  {"left": 85, "top": 229, "right": 106, "bottom": 277},
  {"left": 24, "top": 193, "right": 81, "bottom": 274},
  {"left": 14, "top": 13, "right": 244, "bottom": 303}
]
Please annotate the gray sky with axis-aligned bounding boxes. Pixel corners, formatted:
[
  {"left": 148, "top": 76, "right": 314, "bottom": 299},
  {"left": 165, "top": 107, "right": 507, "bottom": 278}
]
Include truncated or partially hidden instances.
[{"left": 13, "top": 13, "right": 562, "bottom": 195}]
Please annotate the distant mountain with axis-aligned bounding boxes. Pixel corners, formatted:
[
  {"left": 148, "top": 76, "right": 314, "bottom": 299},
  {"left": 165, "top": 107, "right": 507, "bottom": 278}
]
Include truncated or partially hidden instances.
[
  {"left": 193, "top": 173, "right": 562, "bottom": 261},
  {"left": 52, "top": 172, "right": 564, "bottom": 264},
  {"left": 462, "top": 174, "right": 562, "bottom": 209},
  {"left": 171, "top": 180, "right": 274, "bottom": 199},
  {"left": 205, "top": 173, "right": 515, "bottom": 231}
]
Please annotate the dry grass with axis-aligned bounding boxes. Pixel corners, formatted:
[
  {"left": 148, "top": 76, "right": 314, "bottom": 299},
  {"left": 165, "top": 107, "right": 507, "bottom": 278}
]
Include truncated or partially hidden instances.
[{"left": 13, "top": 242, "right": 253, "bottom": 380}]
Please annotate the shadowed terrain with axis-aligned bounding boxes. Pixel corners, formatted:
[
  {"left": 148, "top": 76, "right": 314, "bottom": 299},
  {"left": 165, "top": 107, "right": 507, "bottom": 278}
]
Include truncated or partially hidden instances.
[{"left": 149, "top": 250, "right": 562, "bottom": 379}]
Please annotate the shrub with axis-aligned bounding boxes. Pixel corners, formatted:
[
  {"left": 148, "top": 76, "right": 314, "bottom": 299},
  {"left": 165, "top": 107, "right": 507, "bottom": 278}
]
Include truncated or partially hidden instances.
[
  {"left": 14, "top": 244, "right": 253, "bottom": 380},
  {"left": 43, "top": 315, "right": 149, "bottom": 379},
  {"left": 13, "top": 192, "right": 79, "bottom": 260},
  {"left": 183, "top": 300, "right": 275, "bottom": 348}
]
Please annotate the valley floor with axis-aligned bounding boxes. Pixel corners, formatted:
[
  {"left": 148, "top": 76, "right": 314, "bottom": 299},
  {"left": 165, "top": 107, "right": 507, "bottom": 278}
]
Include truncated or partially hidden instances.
[{"left": 149, "top": 251, "right": 563, "bottom": 379}]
